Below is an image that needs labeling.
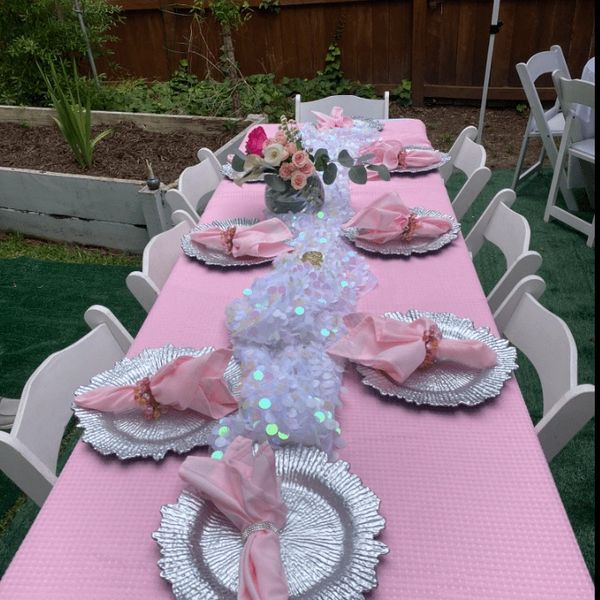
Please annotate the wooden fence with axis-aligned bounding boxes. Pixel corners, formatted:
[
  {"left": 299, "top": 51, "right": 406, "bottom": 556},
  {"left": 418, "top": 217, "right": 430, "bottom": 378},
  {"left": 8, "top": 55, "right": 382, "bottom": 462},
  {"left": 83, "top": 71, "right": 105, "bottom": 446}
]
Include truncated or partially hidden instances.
[{"left": 98, "top": 0, "right": 595, "bottom": 105}]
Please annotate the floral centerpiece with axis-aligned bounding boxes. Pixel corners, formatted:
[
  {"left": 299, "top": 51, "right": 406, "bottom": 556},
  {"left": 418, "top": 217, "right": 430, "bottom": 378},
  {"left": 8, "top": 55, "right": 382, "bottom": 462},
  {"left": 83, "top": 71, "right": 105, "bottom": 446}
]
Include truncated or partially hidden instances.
[{"left": 230, "top": 116, "right": 390, "bottom": 213}]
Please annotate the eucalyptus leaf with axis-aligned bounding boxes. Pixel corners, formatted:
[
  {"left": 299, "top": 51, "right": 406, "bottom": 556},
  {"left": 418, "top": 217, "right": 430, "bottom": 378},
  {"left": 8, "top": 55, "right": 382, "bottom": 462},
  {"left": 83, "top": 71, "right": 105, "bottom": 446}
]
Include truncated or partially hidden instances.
[
  {"left": 348, "top": 165, "right": 368, "bottom": 184},
  {"left": 264, "top": 174, "right": 288, "bottom": 192},
  {"left": 357, "top": 152, "right": 374, "bottom": 164},
  {"left": 231, "top": 154, "right": 246, "bottom": 172},
  {"left": 367, "top": 164, "right": 391, "bottom": 181},
  {"left": 323, "top": 162, "right": 338, "bottom": 185},
  {"left": 337, "top": 149, "right": 355, "bottom": 168}
]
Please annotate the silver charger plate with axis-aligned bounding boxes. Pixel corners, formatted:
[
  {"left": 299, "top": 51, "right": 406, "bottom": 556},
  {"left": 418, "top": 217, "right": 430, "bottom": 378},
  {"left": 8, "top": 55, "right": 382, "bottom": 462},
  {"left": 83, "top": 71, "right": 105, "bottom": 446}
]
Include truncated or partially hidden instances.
[
  {"left": 220, "top": 162, "right": 265, "bottom": 183},
  {"left": 342, "top": 207, "right": 460, "bottom": 256},
  {"left": 353, "top": 117, "right": 385, "bottom": 131},
  {"left": 73, "top": 345, "right": 241, "bottom": 460},
  {"left": 153, "top": 445, "right": 388, "bottom": 599},
  {"left": 355, "top": 309, "right": 517, "bottom": 407},
  {"left": 182, "top": 218, "right": 274, "bottom": 267},
  {"left": 390, "top": 145, "right": 451, "bottom": 174}
]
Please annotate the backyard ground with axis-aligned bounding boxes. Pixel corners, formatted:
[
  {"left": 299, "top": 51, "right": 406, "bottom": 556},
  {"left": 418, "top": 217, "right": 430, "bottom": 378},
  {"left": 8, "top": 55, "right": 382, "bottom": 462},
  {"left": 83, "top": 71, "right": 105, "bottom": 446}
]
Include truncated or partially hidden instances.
[{"left": 0, "top": 105, "right": 539, "bottom": 182}]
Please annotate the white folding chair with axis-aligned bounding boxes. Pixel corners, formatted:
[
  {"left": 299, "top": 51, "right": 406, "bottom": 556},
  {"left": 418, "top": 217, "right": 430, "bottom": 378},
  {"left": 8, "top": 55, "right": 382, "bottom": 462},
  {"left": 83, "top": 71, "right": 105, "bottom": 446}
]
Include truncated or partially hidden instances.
[
  {"left": 513, "top": 45, "right": 577, "bottom": 210},
  {"left": 171, "top": 209, "right": 196, "bottom": 228},
  {"left": 544, "top": 73, "right": 595, "bottom": 247},
  {"left": 165, "top": 147, "right": 222, "bottom": 224},
  {"left": 295, "top": 92, "right": 390, "bottom": 123},
  {"left": 441, "top": 128, "right": 491, "bottom": 221},
  {"left": 126, "top": 220, "right": 191, "bottom": 312},
  {"left": 0, "top": 306, "right": 132, "bottom": 506},
  {"left": 466, "top": 188, "right": 542, "bottom": 313},
  {"left": 494, "top": 278, "right": 595, "bottom": 462}
]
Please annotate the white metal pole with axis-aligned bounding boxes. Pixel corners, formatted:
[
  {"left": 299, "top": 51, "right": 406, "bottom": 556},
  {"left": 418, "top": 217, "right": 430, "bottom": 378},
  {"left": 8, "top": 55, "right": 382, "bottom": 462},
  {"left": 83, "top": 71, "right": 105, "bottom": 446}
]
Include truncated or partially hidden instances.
[{"left": 477, "top": 0, "right": 502, "bottom": 143}]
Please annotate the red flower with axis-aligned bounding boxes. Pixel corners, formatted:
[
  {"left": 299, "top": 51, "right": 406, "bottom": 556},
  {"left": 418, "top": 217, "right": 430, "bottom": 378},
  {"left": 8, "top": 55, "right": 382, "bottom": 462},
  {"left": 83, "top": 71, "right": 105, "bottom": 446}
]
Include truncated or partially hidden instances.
[{"left": 245, "top": 127, "right": 268, "bottom": 157}]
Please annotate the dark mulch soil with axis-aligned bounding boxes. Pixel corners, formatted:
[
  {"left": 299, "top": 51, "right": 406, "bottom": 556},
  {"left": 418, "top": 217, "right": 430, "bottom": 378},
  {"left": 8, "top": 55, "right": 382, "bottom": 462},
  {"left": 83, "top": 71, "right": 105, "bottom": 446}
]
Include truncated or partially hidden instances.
[
  {"left": 390, "top": 104, "right": 540, "bottom": 170},
  {"left": 0, "top": 120, "right": 246, "bottom": 183},
  {"left": 0, "top": 106, "right": 538, "bottom": 181}
]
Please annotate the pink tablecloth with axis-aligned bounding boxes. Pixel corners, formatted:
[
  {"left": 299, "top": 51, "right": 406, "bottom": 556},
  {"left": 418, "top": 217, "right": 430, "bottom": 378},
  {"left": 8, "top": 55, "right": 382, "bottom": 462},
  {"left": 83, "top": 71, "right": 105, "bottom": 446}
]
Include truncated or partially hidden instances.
[{"left": 0, "top": 120, "right": 593, "bottom": 599}]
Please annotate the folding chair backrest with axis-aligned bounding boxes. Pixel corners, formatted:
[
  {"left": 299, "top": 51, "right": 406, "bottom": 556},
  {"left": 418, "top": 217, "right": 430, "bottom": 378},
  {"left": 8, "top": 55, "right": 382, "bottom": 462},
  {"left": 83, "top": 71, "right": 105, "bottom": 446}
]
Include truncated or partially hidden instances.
[
  {"left": 439, "top": 126, "right": 478, "bottom": 182},
  {"left": 10, "top": 321, "right": 127, "bottom": 475},
  {"left": 143, "top": 220, "right": 190, "bottom": 289},
  {"left": 516, "top": 45, "right": 570, "bottom": 131},
  {"left": 500, "top": 292, "right": 577, "bottom": 415},
  {"left": 179, "top": 159, "right": 222, "bottom": 208},
  {"left": 453, "top": 136, "right": 487, "bottom": 178},
  {"left": 554, "top": 73, "right": 595, "bottom": 113},
  {"left": 484, "top": 200, "right": 531, "bottom": 267},
  {"left": 295, "top": 93, "right": 390, "bottom": 123}
]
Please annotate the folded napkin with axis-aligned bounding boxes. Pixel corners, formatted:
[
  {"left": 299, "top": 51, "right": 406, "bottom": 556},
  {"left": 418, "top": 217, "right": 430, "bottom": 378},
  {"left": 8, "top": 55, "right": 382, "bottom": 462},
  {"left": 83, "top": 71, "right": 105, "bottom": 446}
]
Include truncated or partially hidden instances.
[
  {"left": 344, "top": 192, "right": 452, "bottom": 244},
  {"left": 359, "top": 140, "right": 442, "bottom": 171},
  {"left": 180, "top": 437, "right": 288, "bottom": 600},
  {"left": 327, "top": 313, "right": 497, "bottom": 383},
  {"left": 312, "top": 106, "right": 353, "bottom": 130},
  {"left": 191, "top": 218, "right": 293, "bottom": 258},
  {"left": 74, "top": 349, "right": 238, "bottom": 419}
]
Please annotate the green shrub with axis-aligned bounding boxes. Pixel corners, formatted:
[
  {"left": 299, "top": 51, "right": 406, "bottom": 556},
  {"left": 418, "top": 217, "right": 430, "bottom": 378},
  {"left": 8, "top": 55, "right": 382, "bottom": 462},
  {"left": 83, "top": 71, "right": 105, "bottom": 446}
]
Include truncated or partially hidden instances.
[
  {"left": 0, "top": 0, "right": 120, "bottom": 105},
  {"left": 392, "top": 79, "right": 412, "bottom": 107}
]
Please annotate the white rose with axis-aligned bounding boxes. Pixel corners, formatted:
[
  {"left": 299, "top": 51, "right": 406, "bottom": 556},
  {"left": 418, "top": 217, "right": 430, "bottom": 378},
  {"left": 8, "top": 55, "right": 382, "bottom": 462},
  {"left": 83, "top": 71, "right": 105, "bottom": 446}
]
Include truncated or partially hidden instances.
[{"left": 263, "top": 143, "right": 288, "bottom": 167}]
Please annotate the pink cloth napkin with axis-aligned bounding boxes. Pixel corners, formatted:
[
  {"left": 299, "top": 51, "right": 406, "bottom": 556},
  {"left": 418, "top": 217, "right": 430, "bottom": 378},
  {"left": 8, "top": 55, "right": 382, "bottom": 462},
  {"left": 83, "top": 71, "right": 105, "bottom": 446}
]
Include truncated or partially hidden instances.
[
  {"left": 360, "top": 140, "right": 442, "bottom": 171},
  {"left": 312, "top": 106, "right": 354, "bottom": 130},
  {"left": 191, "top": 218, "right": 293, "bottom": 258},
  {"left": 74, "top": 349, "right": 238, "bottom": 419},
  {"left": 344, "top": 192, "right": 452, "bottom": 244},
  {"left": 179, "top": 437, "right": 288, "bottom": 600},
  {"left": 327, "top": 313, "right": 497, "bottom": 384}
]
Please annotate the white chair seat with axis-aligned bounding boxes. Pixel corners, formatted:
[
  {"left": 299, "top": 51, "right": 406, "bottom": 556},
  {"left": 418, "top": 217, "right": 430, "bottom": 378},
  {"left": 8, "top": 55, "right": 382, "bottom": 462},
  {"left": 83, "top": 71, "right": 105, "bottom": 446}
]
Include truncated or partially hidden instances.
[
  {"left": 530, "top": 111, "right": 565, "bottom": 135},
  {"left": 569, "top": 137, "right": 595, "bottom": 161}
]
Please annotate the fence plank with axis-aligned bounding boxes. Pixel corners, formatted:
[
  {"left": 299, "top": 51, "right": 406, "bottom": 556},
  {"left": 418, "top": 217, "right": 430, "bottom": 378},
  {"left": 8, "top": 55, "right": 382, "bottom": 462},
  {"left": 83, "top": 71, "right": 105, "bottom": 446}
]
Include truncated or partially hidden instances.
[{"left": 100, "top": 0, "right": 594, "bottom": 103}]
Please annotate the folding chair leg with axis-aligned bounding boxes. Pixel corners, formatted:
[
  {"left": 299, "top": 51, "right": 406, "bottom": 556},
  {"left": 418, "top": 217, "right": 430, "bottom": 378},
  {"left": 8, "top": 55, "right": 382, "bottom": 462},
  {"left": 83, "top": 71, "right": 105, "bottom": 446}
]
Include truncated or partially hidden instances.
[
  {"left": 512, "top": 132, "right": 530, "bottom": 189},
  {"left": 540, "top": 132, "right": 578, "bottom": 211}
]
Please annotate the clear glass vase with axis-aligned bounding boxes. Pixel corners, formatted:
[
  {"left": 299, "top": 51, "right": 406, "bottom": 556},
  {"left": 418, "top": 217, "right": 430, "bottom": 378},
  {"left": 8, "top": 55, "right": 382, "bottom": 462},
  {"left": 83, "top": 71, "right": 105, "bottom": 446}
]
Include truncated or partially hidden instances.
[{"left": 264, "top": 175, "right": 325, "bottom": 214}]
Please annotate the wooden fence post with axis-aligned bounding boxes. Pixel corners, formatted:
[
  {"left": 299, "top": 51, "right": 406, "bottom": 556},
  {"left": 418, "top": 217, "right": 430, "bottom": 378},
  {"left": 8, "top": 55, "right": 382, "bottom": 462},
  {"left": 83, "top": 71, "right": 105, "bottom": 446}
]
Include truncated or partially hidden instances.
[{"left": 411, "top": 0, "right": 427, "bottom": 106}]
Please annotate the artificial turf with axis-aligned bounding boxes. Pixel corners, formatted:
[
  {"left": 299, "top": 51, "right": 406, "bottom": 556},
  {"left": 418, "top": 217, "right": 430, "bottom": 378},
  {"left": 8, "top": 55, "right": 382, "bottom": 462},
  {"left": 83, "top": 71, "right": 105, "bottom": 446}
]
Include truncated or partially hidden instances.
[{"left": 0, "top": 169, "right": 595, "bottom": 580}]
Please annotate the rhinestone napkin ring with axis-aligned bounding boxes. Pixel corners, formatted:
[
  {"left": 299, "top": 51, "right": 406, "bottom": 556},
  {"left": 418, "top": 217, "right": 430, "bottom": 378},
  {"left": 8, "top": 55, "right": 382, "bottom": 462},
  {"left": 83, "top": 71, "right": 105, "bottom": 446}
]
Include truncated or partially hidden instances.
[
  {"left": 240, "top": 521, "right": 280, "bottom": 543},
  {"left": 134, "top": 377, "right": 166, "bottom": 420}
]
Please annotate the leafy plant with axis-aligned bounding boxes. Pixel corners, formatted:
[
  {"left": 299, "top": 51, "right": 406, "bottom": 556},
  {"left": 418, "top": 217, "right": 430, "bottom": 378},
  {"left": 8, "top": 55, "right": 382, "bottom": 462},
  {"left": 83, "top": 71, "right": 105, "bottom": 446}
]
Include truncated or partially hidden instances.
[
  {"left": 0, "top": 0, "right": 120, "bottom": 105},
  {"left": 516, "top": 103, "right": 529, "bottom": 114},
  {"left": 39, "top": 60, "right": 111, "bottom": 168},
  {"left": 392, "top": 80, "right": 412, "bottom": 107}
]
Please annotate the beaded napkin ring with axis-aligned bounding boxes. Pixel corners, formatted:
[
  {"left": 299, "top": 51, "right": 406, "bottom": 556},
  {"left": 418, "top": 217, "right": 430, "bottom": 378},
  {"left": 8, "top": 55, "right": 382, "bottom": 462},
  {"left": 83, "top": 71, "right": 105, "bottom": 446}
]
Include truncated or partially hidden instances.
[
  {"left": 241, "top": 521, "right": 280, "bottom": 543},
  {"left": 221, "top": 226, "right": 237, "bottom": 255},
  {"left": 134, "top": 377, "right": 167, "bottom": 420},
  {"left": 400, "top": 213, "right": 419, "bottom": 242},
  {"left": 420, "top": 325, "right": 442, "bottom": 369}
]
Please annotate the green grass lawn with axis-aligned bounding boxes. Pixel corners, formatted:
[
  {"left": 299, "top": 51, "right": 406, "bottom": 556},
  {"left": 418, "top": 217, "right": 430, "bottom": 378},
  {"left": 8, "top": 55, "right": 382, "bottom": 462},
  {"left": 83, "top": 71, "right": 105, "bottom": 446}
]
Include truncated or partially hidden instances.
[{"left": 0, "top": 169, "right": 595, "bottom": 580}]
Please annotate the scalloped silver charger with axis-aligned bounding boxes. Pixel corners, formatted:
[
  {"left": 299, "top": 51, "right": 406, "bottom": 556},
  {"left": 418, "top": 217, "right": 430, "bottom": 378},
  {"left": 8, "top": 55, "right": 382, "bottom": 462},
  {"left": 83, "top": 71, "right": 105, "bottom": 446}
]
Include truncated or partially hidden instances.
[
  {"left": 153, "top": 445, "right": 388, "bottom": 599},
  {"left": 73, "top": 345, "right": 241, "bottom": 460},
  {"left": 355, "top": 309, "right": 517, "bottom": 407}
]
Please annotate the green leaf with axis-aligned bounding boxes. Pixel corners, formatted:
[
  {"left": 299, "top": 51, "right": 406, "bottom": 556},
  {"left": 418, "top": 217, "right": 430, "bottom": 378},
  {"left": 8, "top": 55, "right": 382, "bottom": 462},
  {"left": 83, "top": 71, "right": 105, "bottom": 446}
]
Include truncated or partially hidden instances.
[
  {"left": 356, "top": 152, "right": 374, "bottom": 164},
  {"left": 231, "top": 154, "right": 246, "bottom": 172},
  {"left": 348, "top": 165, "right": 368, "bottom": 184},
  {"left": 313, "top": 148, "right": 329, "bottom": 163},
  {"left": 367, "top": 164, "right": 391, "bottom": 181},
  {"left": 323, "top": 162, "right": 337, "bottom": 185},
  {"left": 264, "top": 174, "right": 288, "bottom": 191},
  {"left": 337, "top": 149, "right": 354, "bottom": 168}
]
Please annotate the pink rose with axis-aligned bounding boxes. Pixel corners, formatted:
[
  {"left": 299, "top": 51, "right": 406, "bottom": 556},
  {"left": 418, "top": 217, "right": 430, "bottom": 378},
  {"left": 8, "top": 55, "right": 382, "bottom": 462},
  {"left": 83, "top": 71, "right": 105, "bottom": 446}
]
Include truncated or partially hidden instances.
[
  {"left": 245, "top": 127, "right": 268, "bottom": 157},
  {"left": 286, "top": 142, "right": 297, "bottom": 156},
  {"left": 290, "top": 170, "right": 308, "bottom": 190},
  {"left": 275, "top": 131, "right": 287, "bottom": 144},
  {"left": 279, "top": 162, "right": 295, "bottom": 180},
  {"left": 292, "top": 150, "right": 310, "bottom": 169},
  {"left": 300, "top": 161, "right": 315, "bottom": 175}
]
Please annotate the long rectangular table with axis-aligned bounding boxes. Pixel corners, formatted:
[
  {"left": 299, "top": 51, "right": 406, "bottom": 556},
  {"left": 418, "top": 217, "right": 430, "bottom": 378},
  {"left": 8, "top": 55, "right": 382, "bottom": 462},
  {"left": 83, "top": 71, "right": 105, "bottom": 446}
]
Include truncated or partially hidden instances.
[{"left": 0, "top": 120, "right": 593, "bottom": 599}]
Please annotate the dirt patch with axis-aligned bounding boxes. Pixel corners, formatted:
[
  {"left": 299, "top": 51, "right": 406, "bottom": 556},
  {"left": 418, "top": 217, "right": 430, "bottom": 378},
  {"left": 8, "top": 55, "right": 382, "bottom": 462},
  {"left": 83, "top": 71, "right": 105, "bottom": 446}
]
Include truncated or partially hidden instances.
[
  {"left": 0, "top": 106, "right": 537, "bottom": 182},
  {"left": 390, "top": 104, "right": 540, "bottom": 170},
  {"left": 0, "top": 120, "right": 247, "bottom": 183}
]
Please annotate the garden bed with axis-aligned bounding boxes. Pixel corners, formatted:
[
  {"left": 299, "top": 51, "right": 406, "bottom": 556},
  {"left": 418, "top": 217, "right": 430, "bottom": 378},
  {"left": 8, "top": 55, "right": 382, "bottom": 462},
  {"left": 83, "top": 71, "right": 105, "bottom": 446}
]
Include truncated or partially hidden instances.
[{"left": 0, "top": 108, "right": 262, "bottom": 251}]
